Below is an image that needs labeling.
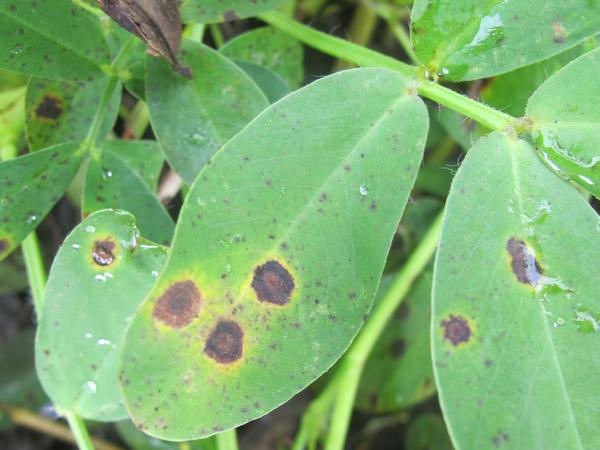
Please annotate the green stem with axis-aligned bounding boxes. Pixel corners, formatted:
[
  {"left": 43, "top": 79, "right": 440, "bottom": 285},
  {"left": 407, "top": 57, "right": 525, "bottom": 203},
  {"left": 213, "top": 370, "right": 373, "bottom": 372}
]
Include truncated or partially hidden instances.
[
  {"left": 323, "top": 211, "right": 443, "bottom": 450},
  {"left": 210, "top": 24, "right": 225, "bottom": 48},
  {"left": 333, "top": 1, "right": 379, "bottom": 71},
  {"left": 21, "top": 233, "right": 46, "bottom": 315},
  {"left": 216, "top": 428, "right": 239, "bottom": 450},
  {"left": 258, "top": 12, "right": 514, "bottom": 131},
  {"left": 64, "top": 411, "right": 96, "bottom": 450}
]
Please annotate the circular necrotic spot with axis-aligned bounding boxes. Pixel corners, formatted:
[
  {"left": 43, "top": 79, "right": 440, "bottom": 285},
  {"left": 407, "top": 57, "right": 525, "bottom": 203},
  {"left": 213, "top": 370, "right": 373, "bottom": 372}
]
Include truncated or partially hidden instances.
[
  {"left": 35, "top": 95, "right": 62, "bottom": 120},
  {"left": 441, "top": 315, "right": 471, "bottom": 346},
  {"left": 92, "top": 239, "right": 115, "bottom": 266},
  {"left": 506, "top": 237, "right": 542, "bottom": 286},
  {"left": 204, "top": 320, "right": 244, "bottom": 364},
  {"left": 251, "top": 260, "right": 295, "bottom": 305},
  {"left": 389, "top": 339, "right": 406, "bottom": 358},
  {"left": 153, "top": 281, "right": 202, "bottom": 328}
]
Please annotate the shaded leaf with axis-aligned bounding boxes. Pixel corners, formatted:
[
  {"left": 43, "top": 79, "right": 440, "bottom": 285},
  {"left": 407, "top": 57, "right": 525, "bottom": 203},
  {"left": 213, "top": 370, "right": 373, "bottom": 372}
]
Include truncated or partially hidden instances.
[
  {"left": 0, "top": 329, "right": 47, "bottom": 429},
  {"left": 232, "top": 59, "right": 291, "bottom": 103},
  {"left": 0, "top": 143, "right": 83, "bottom": 261},
  {"left": 411, "top": 0, "right": 600, "bottom": 80},
  {"left": 527, "top": 47, "right": 600, "bottom": 199},
  {"left": 221, "top": 27, "right": 304, "bottom": 88},
  {"left": 117, "top": 420, "right": 216, "bottom": 450},
  {"left": 26, "top": 77, "right": 121, "bottom": 151},
  {"left": 181, "top": 0, "right": 290, "bottom": 25},
  {"left": 433, "top": 132, "right": 600, "bottom": 449},
  {"left": 35, "top": 210, "right": 167, "bottom": 421},
  {"left": 83, "top": 151, "right": 174, "bottom": 245},
  {"left": 102, "top": 140, "right": 165, "bottom": 191},
  {"left": 356, "top": 272, "right": 435, "bottom": 413},
  {"left": 120, "top": 68, "right": 428, "bottom": 439},
  {"left": 147, "top": 41, "right": 268, "bottom": 184},
  {"left": 406, "top": 413, "right": 453, "bottom": 450},
  {"left": 0, "top": 1, "right": 110, "bottom": 81}
]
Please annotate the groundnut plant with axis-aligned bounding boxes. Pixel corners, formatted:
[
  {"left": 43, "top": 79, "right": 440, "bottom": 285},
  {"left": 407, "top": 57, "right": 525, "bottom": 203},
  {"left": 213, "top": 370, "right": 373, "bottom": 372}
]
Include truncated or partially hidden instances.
[{"left": 0, "top": 1, "right": 599, "bottom": 450}]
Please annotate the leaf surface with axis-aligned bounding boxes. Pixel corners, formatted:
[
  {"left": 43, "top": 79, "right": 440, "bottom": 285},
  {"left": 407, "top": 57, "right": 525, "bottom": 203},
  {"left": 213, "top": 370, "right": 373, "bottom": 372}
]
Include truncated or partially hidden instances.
[
  {"left": 147, "top": 41, "right": 269, "bottom": 184},
  {"left": 83, "top": 151, "right": 174, "bottom": 245},
  {"left": 181, "top": 0, "right": 289, "bottom": 25},
  {"left": 26, "top": 77, "right": 121, "bottom": 151},
  {"left": 0, "top": 1, "right": 110, "bottom": 81},
  {"left": 35, "top": 210, "right": 167, "bottom": 421},
  {"left": 221, "top": 27, "right": 304, "bottom": 88},
  {"left": 411, "top": 0, "right": 600, "bottom": 80},
  {"left": 232, "top": 59, "right": 291, "bottom": 103},
  {"left": 0, "top": 144, "right": 83, "bottom": 261},
  {"left": 526, "top": 47, "right": 600, "bottom": 198},
  {"left": 102, "top": 140, "right": 165, "bottom": 191},
  {"left": 433, "top": 132, "right": 600, "bottom": 449},
  {"left": 120, "top": 68, "right": 428, "bottom": 439}
]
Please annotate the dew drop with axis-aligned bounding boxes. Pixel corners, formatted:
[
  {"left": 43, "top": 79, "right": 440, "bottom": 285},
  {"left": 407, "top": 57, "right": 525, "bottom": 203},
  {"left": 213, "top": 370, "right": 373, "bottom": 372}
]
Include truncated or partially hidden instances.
[
  {"left": 359, "top": 184, "right": 369, "bottom": 196},
  {"left": 72, "top": 243, "right": 81, "bottom": 249},
  {"left": 86, "top": 225, "right": 96, "bottom": 233},
  {"left": 97, "top": 338, "right": 111, "bottom": 346},
  {"left": 84, "top": 381, "right": 97, "bottom": 393},
  {"left": 10, "top": 44, "right": 24, "bottom": 55},
  {"left": 151, "top": 270, "right": 159, "bottom": 278},
  {"left": 25, "top": 213, "right": 37, "bottom": 224},
  {"left": 553, "top": 317, "right": 566, "bottom": 328},
  {"left": 102, "top": 168, "right": 112, "bottom": 179}
]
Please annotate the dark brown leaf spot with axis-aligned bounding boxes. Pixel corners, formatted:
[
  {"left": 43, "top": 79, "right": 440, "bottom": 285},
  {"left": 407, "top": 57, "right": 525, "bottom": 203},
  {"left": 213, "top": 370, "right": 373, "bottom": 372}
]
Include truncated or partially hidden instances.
[
  {"left": 204, "top": 320, "right": 243, "bottom": 364},
  {"left": 252, "top": 260, "right": 295, "bottom": 305},
  {"left": 506, "top": 237, "right": 542, "bottom": 285},
  {"left": 92, "top": 239, "right": 115, "bottom": 266},
  {"left": 552, "top": 22, "right": 566, "bottom": 43},
  {"left": 35, "top": 95, "right": 62, "bottom": 120},
  {"left": 153, "top": 280, "right": 202, "bottom": 328},
  {"left": 441, "top": 315, "right": 471, "bottom": 346},
  {"left": 389, "top": 339, "right": 406, "bottom": 358}
]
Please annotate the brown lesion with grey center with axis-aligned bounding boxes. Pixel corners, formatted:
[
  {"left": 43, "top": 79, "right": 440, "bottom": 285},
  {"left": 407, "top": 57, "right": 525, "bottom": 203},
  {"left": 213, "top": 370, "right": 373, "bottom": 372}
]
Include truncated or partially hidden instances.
[
  {"left": 35, "top": 95, "right": 63, "bottom": 120},
  {"left": 204, "top": 320, "right": 244, "bottom": 364},
  {"left": 441, "top": 315, "right": 471, "bottom": 346},
  {"left": 152, "top": 280, "right": 202, "bottom": 328},
  {"left": 251, "top": 260, "right": 295, "bottom": 305},
  {"left": 506, "top": 237, "right": 543, "bottom": 286},
  {"left": 92, "top": 238, "right": 116, "bottom": 266}
]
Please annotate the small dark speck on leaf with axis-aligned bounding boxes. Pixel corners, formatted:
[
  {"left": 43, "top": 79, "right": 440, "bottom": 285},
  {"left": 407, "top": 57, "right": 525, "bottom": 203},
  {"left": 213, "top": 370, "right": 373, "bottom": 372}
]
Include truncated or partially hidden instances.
[
  {"left": 153, "top": 280, "right": 202, "bottom": 328},
  {"left": 506, "top": 237, "right": 543, "bottom": 286},
  {"left": 389, "top": 339, "right": 405, "bottom": 358},
  {"left": 92, "top": 239, "right": 115, "bottom": 266},
  {"left": 252, "top": 260, "right": 295, "bottom": 305},
  {"left": 35, "top": 95, "right": 62, "bottom": 120},
  {"left": 204, "top": 320, "right": 244, "bottom": 364},
  {"left": 552, "top": 22, "right": 566, "bottom": 43},
  {"left": 441, "top": 315, "right": 471, "bottom": 346}
]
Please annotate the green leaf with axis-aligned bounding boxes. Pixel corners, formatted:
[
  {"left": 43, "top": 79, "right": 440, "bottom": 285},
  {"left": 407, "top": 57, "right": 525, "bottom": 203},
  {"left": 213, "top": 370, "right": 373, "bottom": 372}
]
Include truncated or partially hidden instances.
[
  {"left": 0, "top": 1, "right": 110, "bottom": 81},
  {"left": 101, "top": 140, "right": 165, "bottom": 191},
  {"left": 406, "top": 413, "right": 453, "bottom": 450},
  {"left": 221, "top": 27, "right": 304, "bottom": 88},
  {"left": 433, "top": 132, "right": 600, "bottom": 449},
  {"left": 83, "top": 151, "right": 174, "bottom": 245},
  {"left": 181, "top": 0, "right": 289, "bottom": 25},
  {"left": 0, "top": 329, "right": 47, "bottom": 428},
  {"left": 26, "top": 77, "right": 121, "bottom": 151},
  {"left": 35, "top": 210, "right": 167, "bottom": 421},
  {"left": 526, "top": 47, "right": 600, "bottom": 199},
  {"left": 481, "top": 46, "right": 584, "bottom": 118},
  {"left": 411, "top": 0, "right": 600, "bottom": 81},
  {"left": 232, "top": 59, "right": 291, "bottom": 103},
  {"left": 147, "top": 41, "right": 269, "bottom": 184},
  {"left": 356, "top": 272, "right": 435, "bottom": 413},
  {"left": 120, "top": 68, "right": 428, "bottom": 439},
  {"left": 0, "top": 143, "right": 83, "bottom": 261}
]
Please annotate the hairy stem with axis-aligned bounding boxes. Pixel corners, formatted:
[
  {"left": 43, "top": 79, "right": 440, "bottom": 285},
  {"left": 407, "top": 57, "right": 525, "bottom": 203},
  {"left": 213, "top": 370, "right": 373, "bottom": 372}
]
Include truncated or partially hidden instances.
[
  {"left": 64, "top": 411, "right": 98, "bottom": 450},
  {"left": 259, "top": 12, "right": 514, "bottom": 131}
]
